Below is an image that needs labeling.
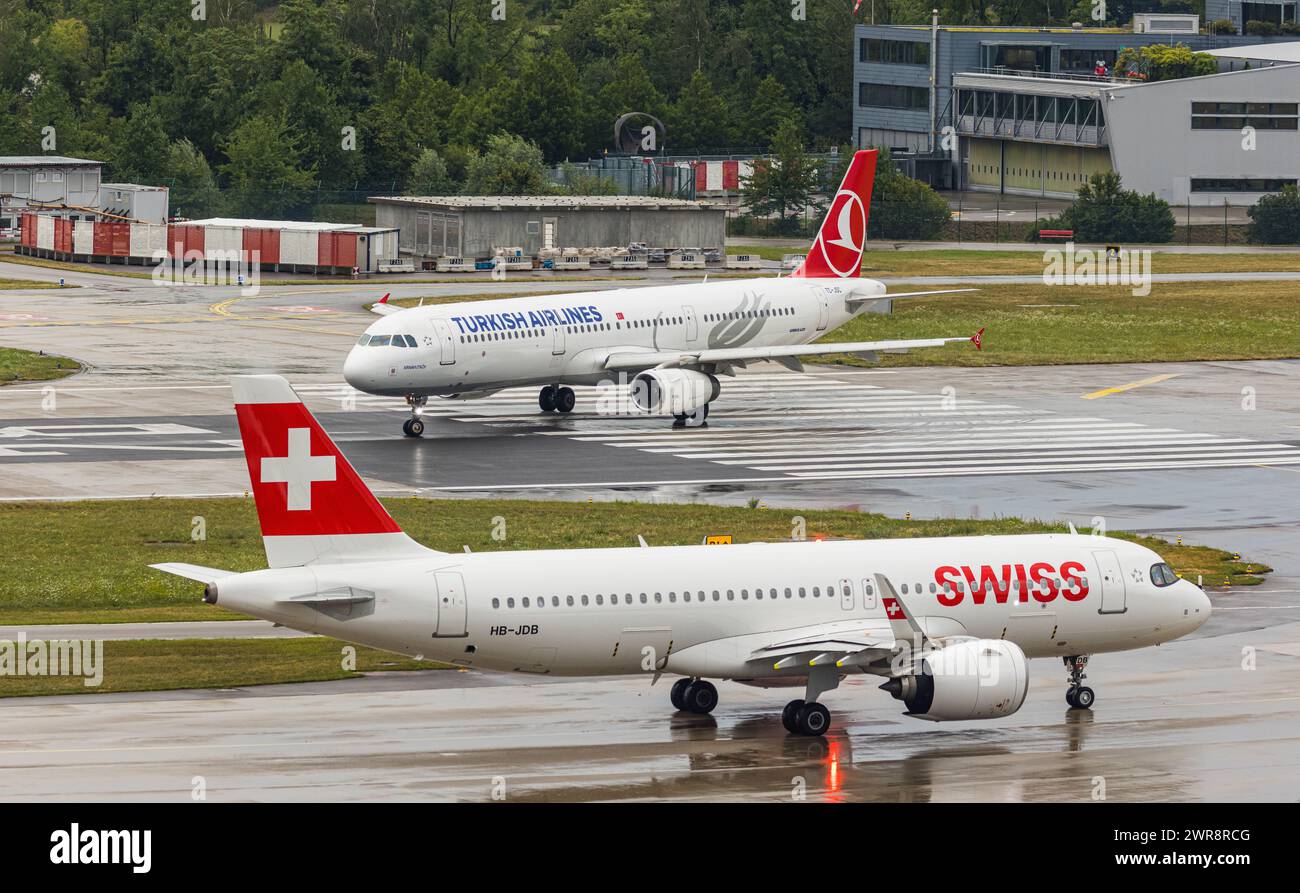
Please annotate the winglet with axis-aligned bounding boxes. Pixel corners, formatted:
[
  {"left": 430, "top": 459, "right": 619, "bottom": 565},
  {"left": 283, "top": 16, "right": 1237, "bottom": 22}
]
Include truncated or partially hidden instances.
[
  {"left": 971, "top": 327, "right": 985, "bottom": 351},
  {"left": 370, "top": 293, "right": 400, "bottom": 316},
  {"left": 875, "top": 573, "right": 931, "bottom": 650}
]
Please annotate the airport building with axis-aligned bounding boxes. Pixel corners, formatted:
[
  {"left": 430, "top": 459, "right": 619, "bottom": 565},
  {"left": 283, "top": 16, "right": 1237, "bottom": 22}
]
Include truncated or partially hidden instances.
[
  {"left": 853, "top": 20, "right": 1299, "bottom": 203},
  {"left": 1205, "top": 0, "right": 1298, "bottom": 32},
  {"left": 368, "top": 195, "right": 727, "bottom": 262},
  {"left": 0, "top": 156, "right": 104, "bottom": 230}
]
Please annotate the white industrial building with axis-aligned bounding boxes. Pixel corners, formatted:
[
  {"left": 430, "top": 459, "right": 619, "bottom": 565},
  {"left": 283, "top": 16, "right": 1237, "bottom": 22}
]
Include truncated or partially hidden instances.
[
  {"left": 953, "top": 61, "right": 1299, "bottom": 205},
  {"left": 0, "top": 156, "right": 104, "bottom": 230}
]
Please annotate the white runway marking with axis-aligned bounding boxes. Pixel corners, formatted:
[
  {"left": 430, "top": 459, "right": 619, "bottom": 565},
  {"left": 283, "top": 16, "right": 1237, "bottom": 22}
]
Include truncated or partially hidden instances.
[{"left": 289, "top": 372, "right": 1300, "bottom": 483}]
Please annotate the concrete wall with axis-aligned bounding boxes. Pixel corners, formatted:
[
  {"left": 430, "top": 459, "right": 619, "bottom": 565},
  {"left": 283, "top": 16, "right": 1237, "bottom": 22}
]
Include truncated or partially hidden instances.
[
  {"left": 375, "top": 203, "right": 726, "bottom": 259},
  {"left": 1105, "top": 65, "right": 1300, "bottom": 205}
]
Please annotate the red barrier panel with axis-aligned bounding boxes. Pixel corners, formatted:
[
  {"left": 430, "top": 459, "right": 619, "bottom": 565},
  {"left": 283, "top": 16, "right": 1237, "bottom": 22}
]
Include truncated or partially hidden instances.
[
  {"left": 695, "top": 162, "right": 706, "bottom": 193},
  {"left": 55, "top": 218, "right": 72, "bottom": 253},
  {"left": 22, "top": 213, "right": 34, "bottom": 248},
  {"left": 186, "top": 225, "right": 205, "bottom": 256},
  {"left": 317, "top": 232, "right": 334, "bottom": 267},
  {"left": 242, "top": 228, "right": 280, "bottom": 265},
  {"left": 93, "top": 220, "right": 113, "bottom": 255},
  {"left": 109, "top": 222, "right": 131, "bottom": 256},
  {"left": 318, "top": 232, "right": 357, "bottom": 269},
  {"left": 722, "top": 161, "right": 739, "bottom": 191}
]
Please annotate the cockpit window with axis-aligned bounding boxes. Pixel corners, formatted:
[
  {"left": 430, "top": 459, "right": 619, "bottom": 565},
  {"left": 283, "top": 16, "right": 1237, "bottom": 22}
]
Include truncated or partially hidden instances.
[
  {"left": 356, "top": 334, "right": 370, "bottom": 346},
  {"left": 1150, "top": 563, "right": 1178, "bottom": 587},
  {"left": 368, "top": 335, "right": 391, "bottom": 346},
  {"left": 404, "top": 334, "right": 418, "bottom": 347}
]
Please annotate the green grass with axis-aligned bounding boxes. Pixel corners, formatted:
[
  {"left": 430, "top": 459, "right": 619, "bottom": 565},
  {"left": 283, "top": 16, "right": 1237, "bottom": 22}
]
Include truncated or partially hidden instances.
[
  {"left": 0, "top": 252, "right": 155, "bottom": 280},
  {"left": 0, "top": 347, "right": 81, "bottom": 385},
  {"left": 0, "top": 277, "right": 73, "bottom": 289},
  {"left": 814, "top": 280, "right": 1300, "bottom": 368},
  {"left": 0, "top": 498, "right": 1265, "bottom": 625},
  {"left": 728, "top": 246, "right": 1300, "bottom": 277},
  {"left": 0, "top": 637, "right": 451, "bottom": 698}
]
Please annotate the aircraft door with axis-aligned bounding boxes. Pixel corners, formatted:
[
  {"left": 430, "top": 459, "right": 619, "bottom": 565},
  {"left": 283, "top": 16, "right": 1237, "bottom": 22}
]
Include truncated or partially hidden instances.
[
  {"left": 433, "top": 571, "right": 468, "bottom": 636},
  {"left": 683, "top": 305, "right": 699, "bottom": 342},
  {"left": 616, "top": 626, "right": 673, "bottom": 672},
  {"left": 816, "top": 291, "right": 831, "bottom": 331},
  {"left": 430, "top": 318, "right": 456, "bottom": 365},
  {"left": 1094, "top": 550, "right": 1127, "bottom": 614},
  {"left": 552, "top": 323, "right": 566, "bottom": 355},
  {"left": 839, "top": 578, "right": 854, "bottom": 611}
]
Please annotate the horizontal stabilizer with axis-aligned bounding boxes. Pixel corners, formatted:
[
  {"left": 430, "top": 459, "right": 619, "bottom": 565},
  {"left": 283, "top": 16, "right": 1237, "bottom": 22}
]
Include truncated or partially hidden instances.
[
  {"left": 849, "top": 288, "right": 978, "bottom": 304},
  {"left": 150, "top": 563, "right": 237, "bottom": 584}
]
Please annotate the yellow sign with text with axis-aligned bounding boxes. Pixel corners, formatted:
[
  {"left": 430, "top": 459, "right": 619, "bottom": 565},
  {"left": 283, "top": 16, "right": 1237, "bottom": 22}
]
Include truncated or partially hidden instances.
[{"left": 704, "top": 535, "right": 733, "bottom": 545}]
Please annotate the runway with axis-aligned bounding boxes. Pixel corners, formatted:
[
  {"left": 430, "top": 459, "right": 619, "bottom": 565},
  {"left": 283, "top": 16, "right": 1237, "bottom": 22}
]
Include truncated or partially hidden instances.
[
  {"left": 3, "top": 264, "right": 1299, "bottom": 803},
  {"left": 2, "top": 590, "right": 1297, "bottom": 802}
]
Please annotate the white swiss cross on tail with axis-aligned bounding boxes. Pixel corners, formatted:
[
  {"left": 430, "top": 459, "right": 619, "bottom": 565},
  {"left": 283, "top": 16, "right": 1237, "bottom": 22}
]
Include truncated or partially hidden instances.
[
  {"left": 883, "top": 597, "right": 905, "bottom": 620},
  {"left": 260, "top": 427, "right": 336, "bottom": 510},
  {"left": 231, "top": 375, "right": 429, "bottom": 569}
]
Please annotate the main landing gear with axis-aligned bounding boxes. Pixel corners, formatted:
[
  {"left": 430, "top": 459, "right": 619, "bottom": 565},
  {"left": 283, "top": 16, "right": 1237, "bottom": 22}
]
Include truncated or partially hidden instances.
[
  {"left": 671, "top": 404, "right": 709, "bottom": 429},
  {"left": 670, "top": 677, "right": 718, "bottom": 714},
  {"left": 402, "top": 395, "right": 427, "bottom": 437},
  {"left": 1064, "top": 654, "right": 1096, "bottom": 710},
  {"left": 538, "top": 385, "right": 575, "bottom": 414},
  {"left": 782, "top": 664, "right": 841, "bottom": 737}
]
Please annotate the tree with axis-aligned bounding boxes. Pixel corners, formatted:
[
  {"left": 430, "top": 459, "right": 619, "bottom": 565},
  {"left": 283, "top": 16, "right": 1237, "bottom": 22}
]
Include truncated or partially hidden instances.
[
  {"left": 407, "top": 147, "right": 455, "bottom": 195},
  {"left": 461, "top": 133, "right": 549, "bottom": 195},
  {"left": 1116, "top": 44, "right": 1217, "bottom": 82},
  {"left": 1247, "top": 186, "right": 1300, "bottom": 244},
  {"left": 667, "top": 70, "right": 730, "bottom": 152},
  {"left": 739, "top": 117, "right": 819, "bottom": 234},
  {"left": 499, "top": 48, "right": 584, "bottom": 162},
  {"left": 1033, "top": 172, "right": 1175, "bottom": 243},
  {"left": 106, "top": 103, "right": 171, "bottom": 185},
  {"left": 867, "top": 148, "right": 951, "bottom": 240},
  {"left": 165, "top": 138, "right": 221, "bottom": 219},
  {"left": 219, "top": 113, "right": 318, "bottom": 218}
]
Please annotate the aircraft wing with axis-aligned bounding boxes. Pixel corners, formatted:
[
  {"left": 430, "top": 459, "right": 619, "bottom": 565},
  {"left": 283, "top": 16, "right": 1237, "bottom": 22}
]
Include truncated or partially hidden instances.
[
  {"left": 745, "top": 621, "right": 898, "bottom": 671},
  {"left": 603, "top": 328, "right": 983, "bottom": 372}
]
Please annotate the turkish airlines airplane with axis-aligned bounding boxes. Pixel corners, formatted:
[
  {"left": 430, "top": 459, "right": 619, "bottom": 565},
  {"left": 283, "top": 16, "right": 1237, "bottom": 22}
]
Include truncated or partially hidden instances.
[
  {"left": 343, "top": 149, "right": 981, "bottom": 436},
  {"left": 153, "top": 375, "right": 1212, "bottom": 736}
]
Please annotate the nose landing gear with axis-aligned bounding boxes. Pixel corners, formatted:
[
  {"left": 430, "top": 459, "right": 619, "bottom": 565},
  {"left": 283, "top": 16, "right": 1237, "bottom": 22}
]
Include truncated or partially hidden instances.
[
  {"left": 1064, "top": 655, "right": 1095, "bottom": 709},
  {"left": 402, "top": 396, "right": 427, "bottom": 437},
  {"left": 669, "top": 677, "right": 718, "bottom": 714}
]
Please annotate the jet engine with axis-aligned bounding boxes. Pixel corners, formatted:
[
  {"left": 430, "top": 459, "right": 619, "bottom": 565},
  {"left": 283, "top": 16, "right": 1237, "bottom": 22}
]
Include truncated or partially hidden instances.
[
  {"left": 879, "top": 639, "right": 1029, "bottom": 721},
  {"left": 631, "top": 368, "right": 720, "bottom": 415}
]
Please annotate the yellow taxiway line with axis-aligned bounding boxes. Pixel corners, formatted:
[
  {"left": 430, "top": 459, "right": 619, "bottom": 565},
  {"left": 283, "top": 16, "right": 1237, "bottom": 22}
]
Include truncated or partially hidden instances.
[{"left": 1082, "top": 373, "right": 1181, "bottom": 400}]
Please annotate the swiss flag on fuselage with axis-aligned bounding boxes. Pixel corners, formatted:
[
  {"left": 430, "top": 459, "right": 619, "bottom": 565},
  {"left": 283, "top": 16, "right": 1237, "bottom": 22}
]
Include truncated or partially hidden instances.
[
  {"left": 233, "top": 380, "right": 402, "bottom": 538},
  {"left": 791, "top": 149, "right": 876, "bottom": 280}
]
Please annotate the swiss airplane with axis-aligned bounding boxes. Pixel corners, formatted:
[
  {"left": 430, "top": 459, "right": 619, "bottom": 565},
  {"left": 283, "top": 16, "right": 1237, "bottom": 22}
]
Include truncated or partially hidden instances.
[
  {"left": 153, "top": 375, "right": 1211, "bottom": 736},
  {"left": 343, "top": 149, "right": 981, "bottom": 435}
]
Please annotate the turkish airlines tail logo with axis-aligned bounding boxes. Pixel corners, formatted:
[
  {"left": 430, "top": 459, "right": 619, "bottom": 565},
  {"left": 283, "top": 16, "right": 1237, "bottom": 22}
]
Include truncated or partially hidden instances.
[
  {"left": 232, "top": 375, "right": 402, "bottom": 538},
  {"left": 791, "top": 149, "right": 876, "bottom": 280}
]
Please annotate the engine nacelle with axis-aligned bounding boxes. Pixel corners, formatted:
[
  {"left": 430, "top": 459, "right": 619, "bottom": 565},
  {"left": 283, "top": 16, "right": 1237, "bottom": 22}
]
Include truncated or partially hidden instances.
[
  {"left": 880, "top": 639, "right": 1029, "bottom": 721},
  {"left": 631, "top": 368, "right": 720, "bottom": 415}
]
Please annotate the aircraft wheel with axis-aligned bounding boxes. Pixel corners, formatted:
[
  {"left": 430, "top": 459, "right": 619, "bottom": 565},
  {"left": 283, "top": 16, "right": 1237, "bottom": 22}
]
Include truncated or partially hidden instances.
[
  {"left": 795, "top": 702, "right": 831, "bottom": 737},
  {"left": 1066, "top": 686, "right": 1078, "bottom": 708},
  {"left": 670, "top": 677, "right": 691, "bottom": 711},
  {"left": 555, "top": 386, "right": 576, "bottom": 414},
  {"left": 782, "top": 699, "right": 806, "bottom": 733},
  {"left": 1073, "top": 686, "right": 1095, "bottom": 710},
  {"left": 538, "top": 386, "right": 557, "bottom": 412},
  {"left": 402, "top": 418, "right": 424, "bottom": 438},
  {"left": 672, "top": 414, "right": 687, "bottom": 429},
  {"left": 682, "top": 680, "right": 718, "bottom": 714}
]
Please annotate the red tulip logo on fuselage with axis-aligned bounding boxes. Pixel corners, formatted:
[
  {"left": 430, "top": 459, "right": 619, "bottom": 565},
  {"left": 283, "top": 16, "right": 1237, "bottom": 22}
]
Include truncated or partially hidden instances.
[{"left": 817, "top": 190, "right": 866, "bottom": 278}]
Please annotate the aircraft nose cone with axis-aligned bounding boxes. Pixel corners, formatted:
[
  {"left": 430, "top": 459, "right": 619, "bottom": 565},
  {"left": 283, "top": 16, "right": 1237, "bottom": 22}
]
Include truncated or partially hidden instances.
[
  {"left": 343, "top": 347, "right": 369, "bottom": 391},
  {"left": 1183, "top": 579, "right": 1212, "bottom": 631}
]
